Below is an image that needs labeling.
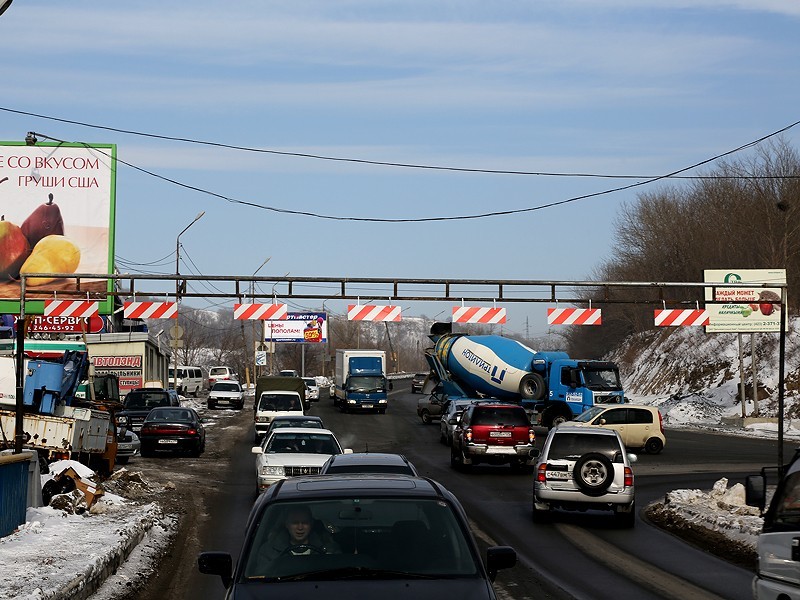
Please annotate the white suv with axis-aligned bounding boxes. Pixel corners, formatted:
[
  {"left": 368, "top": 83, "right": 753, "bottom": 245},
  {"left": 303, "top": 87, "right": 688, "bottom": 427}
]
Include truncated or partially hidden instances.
[{"left": 532, "top": 424, "right": 637, "bottom": 527}]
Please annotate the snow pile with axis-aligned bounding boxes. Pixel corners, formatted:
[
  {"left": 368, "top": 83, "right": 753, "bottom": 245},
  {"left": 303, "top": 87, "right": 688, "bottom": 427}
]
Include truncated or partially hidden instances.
[{"left": 657, "top": 478, "right": 763, "bottom": 551}]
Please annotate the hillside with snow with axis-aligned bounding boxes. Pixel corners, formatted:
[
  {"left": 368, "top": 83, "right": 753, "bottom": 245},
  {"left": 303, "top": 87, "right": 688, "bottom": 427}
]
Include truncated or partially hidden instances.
[{"left": 609, "top": 317, "right": 800, "bottom": 431}]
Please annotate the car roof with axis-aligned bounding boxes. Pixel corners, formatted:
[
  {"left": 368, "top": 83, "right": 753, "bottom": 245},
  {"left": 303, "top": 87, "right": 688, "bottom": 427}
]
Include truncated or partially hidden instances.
[
  {"left": 552, "top": 423, "right": 619, "bottom": 436},
  {"left": 270, "top": 415, "right": 322, "bottom": 422},
  {"left": 269, "top": 427, "right": 336, "bottom": 435},
  {"left": 326, "top": 452, "right": 412, "bottom": 466},
  {"left": 266, "top": 474, "right": 448, "bottom": 501}
]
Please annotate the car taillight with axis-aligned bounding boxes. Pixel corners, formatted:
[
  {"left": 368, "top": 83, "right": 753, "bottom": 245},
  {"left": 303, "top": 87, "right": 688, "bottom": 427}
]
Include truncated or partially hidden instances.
[
  {"left": 529, "top": 429, "right": 536, "bottom": 444},
  {"left": 187, "top": 428, "right": 197, "bottom": 435},
  {"left": 536, "top": 463, "right": 547, "bottom": 483},
  {"left": 624, "top": 466, "right": 633, "bottom": 487},
  {"left": 465, "top": 428, "right": 473, "bottom": 442},
  {"left": 658, "top": 411, "right": 664, "bottom": 434}
]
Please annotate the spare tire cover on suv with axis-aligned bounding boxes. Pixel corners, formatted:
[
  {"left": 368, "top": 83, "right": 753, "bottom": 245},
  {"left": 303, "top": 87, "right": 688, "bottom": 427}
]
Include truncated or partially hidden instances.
[{"left": 573, "top": 452, "right": 614, "bottom": 496}]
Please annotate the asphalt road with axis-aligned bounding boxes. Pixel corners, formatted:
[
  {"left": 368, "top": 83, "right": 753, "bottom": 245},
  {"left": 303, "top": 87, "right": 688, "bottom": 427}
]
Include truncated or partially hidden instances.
[{"left": 120, "top": 382, "right": 792, "bottom": 600}]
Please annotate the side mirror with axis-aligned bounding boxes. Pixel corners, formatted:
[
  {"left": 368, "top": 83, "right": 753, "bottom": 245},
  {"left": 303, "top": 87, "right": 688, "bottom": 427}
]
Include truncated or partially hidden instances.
[
  {"left": 627, "top": 453, "right": 638, "bottom": 464},
  {"left": 528, "top": 448, "right": 540, "bottom": 459},
  {"left": 486, "top": 546, "right": 516, "bottom": 581},
  {"left": 745, "top": 475, "right": 766, "bottom": 511},
  {"left": 197, "top": 552, "right": 233, "bottom": 588},
  {"left": 251, "top": 446, "right": 263, "bottom": 455},
  {"left": 343, "top": 448, "right": 354, "bottom": 454},
  {"left": 598, "top": 418, "right": 607, "bottom": 425}
]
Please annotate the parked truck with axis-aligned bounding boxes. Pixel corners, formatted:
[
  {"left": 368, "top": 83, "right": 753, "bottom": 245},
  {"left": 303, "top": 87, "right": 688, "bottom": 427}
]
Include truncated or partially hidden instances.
[
  {"left": 334, "top": 349, "right": 391, "bottom": 414},
  {"left": 425, "top": 332, "right": 625, "bottom": 428},
  {"left": 0, "top": 351, "right": 119, "bottom": 475},
  {"left": 746, "top": 451, "right": 800, "bottom": 598}
]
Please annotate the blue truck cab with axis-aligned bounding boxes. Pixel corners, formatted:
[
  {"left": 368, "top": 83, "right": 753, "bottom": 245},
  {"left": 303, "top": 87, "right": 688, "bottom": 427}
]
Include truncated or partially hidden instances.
[{"left": 334, "top": 349, "right": 391, "bottom": 414}]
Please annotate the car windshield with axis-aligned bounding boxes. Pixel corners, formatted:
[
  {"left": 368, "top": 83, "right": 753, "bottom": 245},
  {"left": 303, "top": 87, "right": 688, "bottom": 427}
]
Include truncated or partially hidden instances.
[
  {"left": 266, "top": 433, "right": 340, "bottom": 455},
  {"left": 124, "top": 392, "right": 170, "bottom": 409},
  {"left": 772, "top": 472, "right": 800, "bottom": 526},
  {"left": 574, "top": 406, "right": 606, "bottom": 423},
  {"left": 144, "top": 408, "right": 193, "bottom": 423},
  {"left": 547, "top": 433, "right": 621, "bottom": 460},
  {"left": 209, "top": 367, "right": 228, "bottom": 376},
  {"left": 259, "top": 394, "right": 302, "bottom": 411},
  {"left": 240, "top": 498, "right": 479, "bottom": 581},
  {"left": 303, "top": 379, "right": 316, "bottom": 388},
  {"left": 213, "top": 383, "right": 240, "bottom": 392},
  {"left": 471, "top": 407, "right": 529, "bottom": 426},
  {"left": 348, "top": 376, "right": 384, "bottom": 392},
  {"left": 581, "top": 367, "right": 622, "bottom": 390}
]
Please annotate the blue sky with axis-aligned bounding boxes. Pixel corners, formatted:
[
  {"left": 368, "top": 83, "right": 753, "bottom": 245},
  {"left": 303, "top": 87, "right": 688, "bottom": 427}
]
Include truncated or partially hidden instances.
[{"left": 1, "top": 1, "right": 798, "bottom": 337}]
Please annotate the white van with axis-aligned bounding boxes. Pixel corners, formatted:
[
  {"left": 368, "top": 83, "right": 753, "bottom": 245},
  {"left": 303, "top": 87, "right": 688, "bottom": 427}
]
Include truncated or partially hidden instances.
[
  {"left": 167, "top": 365, "right": 204, "bottom": 397},
  {"left": 208, "top": 366, "right": 237, "bottom": 388}
]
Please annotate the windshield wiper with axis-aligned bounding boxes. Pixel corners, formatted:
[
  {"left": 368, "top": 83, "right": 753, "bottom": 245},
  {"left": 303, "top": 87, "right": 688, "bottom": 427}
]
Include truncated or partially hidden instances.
[{"left": 273, "top": 567, "right": 437, "bottom": 581}]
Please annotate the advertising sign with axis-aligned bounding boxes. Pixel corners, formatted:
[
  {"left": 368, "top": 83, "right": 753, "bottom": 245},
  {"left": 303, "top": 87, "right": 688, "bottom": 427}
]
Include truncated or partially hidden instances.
[
  {"left": 704, "top": 269, "right": 786, "bottom": 333},
  {"left": 25, "top": 314, "right": 105, "bottom": 333},
  {"left": 0, "top": 142, "right": 116, "bottom": 315},
  {"left": 93, "top": 355, "right": 143, "bottom": 394},
  {"left": 264, "top": 312, "right": 328, "bottom": 343}
]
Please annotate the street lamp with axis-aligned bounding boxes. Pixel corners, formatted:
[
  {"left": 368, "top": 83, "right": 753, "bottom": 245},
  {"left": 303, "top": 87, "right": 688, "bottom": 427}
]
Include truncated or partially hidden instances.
[
  {"left": 173, "top": 211, "right": 205, "bottom": 392},
  {"left": 247, "top": 257, "right": 271, "bottom": 384}
]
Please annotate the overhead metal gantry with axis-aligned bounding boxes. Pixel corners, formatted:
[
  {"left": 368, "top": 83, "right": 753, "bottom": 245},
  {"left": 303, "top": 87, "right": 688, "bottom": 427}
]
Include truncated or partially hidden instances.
[{"left": 11, "top": 272, "right": 789, "bottom": 470}]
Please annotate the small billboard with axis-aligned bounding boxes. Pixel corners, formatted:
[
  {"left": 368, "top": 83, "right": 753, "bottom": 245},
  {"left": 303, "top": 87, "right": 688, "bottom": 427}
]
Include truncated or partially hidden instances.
[
  {"left": 704, "top": 269, "right": 786, "bottom": 333},
  {"left": 0, "top": 142, "right": 116, "bottom": 315},
  {"left": 264, "top": 312, "right": 327, "bottom": 343}
]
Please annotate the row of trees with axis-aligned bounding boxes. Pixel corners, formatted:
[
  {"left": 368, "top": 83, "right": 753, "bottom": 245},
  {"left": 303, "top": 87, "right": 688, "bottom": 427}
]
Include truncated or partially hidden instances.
[{"left": 565, "top": 138, "right": 799, "bottom": 357}]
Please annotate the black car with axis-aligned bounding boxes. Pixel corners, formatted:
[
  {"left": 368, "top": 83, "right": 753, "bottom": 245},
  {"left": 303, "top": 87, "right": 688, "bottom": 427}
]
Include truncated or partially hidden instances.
[
  {"left": 139, "top": 406, "right": 206, "bottom": 457},
  {"left": 410, "top": 372, "right": 428, "bottom": 394},
  {"left": 116, "top": 389, "right": 180, "bottom": 433},
  {"left": 320, "top": 452, "right": 419, "bottom": 476},
  {"left": 198, "top": 475, "right": 516, "bottom": 598}
]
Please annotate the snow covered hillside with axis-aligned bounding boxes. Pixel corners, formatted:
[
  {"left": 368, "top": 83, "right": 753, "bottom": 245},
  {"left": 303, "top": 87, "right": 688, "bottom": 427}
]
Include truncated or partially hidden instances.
[{"left": 609, "top": 317, "right": 799, "bottom": 429}]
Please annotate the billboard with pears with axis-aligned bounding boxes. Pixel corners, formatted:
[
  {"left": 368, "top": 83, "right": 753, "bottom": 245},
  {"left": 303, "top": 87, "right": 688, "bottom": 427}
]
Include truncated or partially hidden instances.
[{"left": 0, "top": 141, "right": 116, "bottom": 315}]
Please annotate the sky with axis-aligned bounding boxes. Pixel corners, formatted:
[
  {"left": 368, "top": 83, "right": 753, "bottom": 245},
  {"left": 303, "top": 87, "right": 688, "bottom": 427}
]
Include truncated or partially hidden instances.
[{"left": 1, "top": 1, "right": 799, "bottom": 337}]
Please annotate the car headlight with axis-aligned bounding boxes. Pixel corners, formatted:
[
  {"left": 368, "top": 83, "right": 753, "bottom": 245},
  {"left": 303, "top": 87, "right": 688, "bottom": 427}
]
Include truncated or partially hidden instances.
[
  {"left": 378, "top": 399, "right": 388, "bottom": 404},
  {"left": 261, "top": 465, "right": 285, "bottom": 476},
  {"left": 256, "top": 416, "right": 270, "bottom": 423}
]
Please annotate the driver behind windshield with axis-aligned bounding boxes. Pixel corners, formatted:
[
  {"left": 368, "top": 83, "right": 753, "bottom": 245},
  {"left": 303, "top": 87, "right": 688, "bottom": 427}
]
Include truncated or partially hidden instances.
[{"left": 259, "top": 505, "right": 340, "bottom": 560}]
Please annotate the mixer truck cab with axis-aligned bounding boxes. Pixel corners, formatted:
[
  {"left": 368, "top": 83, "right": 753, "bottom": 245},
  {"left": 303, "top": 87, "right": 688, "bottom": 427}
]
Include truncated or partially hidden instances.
[{"left": 425, "top": 332, "right": 625, "bottom": 430}]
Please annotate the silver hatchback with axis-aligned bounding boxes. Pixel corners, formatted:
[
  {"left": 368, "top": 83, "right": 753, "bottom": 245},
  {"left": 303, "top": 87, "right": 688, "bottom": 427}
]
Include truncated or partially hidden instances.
[{"left": 532, "top": 424, "right": 637, "bottom": 527}]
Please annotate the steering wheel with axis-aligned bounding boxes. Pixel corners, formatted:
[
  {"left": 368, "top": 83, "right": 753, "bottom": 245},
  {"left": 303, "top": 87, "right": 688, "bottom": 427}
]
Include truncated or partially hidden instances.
[{"left": 279, "top": 544, "right": 325, "bottom": 557}]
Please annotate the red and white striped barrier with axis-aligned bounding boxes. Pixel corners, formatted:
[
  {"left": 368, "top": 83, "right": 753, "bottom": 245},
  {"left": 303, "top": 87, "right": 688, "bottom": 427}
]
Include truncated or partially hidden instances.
[
  {"left": 124, "top": 301, "right": 177, "bottom": 319},
  {"left": 233, "top": 303, "right": 288, "bottom": 320},
  {"left": 654, "top": 309, "right": 709, "bottom": 327},
  {"left": 452, "top": 306, "right": 507, "bottom": 324},
  {"left": 44, "top": 300, "right": 99, "bottom": 318},
  {"left": 347, "top": 304, "right": 402, "bottom": 322},
  {"left": 547, "top": 308, "right": 602, "bottom": 325}
]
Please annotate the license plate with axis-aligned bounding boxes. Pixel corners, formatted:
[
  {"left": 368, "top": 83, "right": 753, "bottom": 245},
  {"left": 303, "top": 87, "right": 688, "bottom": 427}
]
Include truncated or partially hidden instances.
[
  {"left": 546, "top": 471, "right": 569, "bottom": 479},
  {"left": 489, "top": 431, "right": 512, "bottom": 438},
  {"left": 158, "top": 439, "right": 178, "bottom": 444},
  {"left": 362, "top": 404, "right": 373, "bottom": 409}
]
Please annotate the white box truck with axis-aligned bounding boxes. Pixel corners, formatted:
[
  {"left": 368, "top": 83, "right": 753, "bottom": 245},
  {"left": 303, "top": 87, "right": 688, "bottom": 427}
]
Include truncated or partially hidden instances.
[{"left": 334, "top": 349, "right": 391, "bottom": 414}]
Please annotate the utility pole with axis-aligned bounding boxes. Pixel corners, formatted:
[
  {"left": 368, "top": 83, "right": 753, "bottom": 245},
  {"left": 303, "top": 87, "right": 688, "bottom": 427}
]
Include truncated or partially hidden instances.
[{"left": 173, "top": 211, "right": 204, "bottom": 393}]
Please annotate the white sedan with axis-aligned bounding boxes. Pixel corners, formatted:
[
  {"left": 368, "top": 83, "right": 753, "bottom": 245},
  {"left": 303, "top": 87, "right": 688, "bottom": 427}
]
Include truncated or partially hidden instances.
[{"left": 252, "top": 427, "right": 351, "bottom": 494}]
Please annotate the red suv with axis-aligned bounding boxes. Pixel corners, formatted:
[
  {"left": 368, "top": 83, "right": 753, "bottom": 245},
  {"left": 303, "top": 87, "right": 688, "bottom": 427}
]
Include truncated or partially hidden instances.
[{"left": 450, "top": 402, "right": 537, "bottom": 472}]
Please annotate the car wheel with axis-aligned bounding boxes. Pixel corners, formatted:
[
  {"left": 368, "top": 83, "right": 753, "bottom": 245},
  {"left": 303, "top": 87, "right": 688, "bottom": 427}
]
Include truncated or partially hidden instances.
[
  {"left": 573, "top": 452, "right": 615, "bottom": 496},
  {"left": 420, "top": 409, "right": 431, "bottom": 424},
  {"left": 644, "top": 437, "right": 664, "bottom": 454},
  {"left": 450, "top": 446, "right": 461, "bottom": 469},
  {"left": 615, "top": 502, "right": 636, "bottom": 528},
  {"left": 531, "top": 502, "right": 552, "bottom": 523},
  {"left": 116, "top": 456, "right": 129, "bottom": 465},
  {"left": 550, "top": 412, "right": 570, "bottom": 428}
]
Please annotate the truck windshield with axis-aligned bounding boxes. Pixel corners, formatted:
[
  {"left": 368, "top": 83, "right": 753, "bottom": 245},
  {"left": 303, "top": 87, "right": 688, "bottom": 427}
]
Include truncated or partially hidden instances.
[
  {"left": 581, "top": 368, "right": 622, "bottom": 390},
  {"left": 348, "top": 376, "right": 384, "bottom": 392},
  {"left": 772, "top": 472, "right": 800, "bottom": 527},
  {"left": 259, "top": 394, "right": 300, "bottom": 411}
]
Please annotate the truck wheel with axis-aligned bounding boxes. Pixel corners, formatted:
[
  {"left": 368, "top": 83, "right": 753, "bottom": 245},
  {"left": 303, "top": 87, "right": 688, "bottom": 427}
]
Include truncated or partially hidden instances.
[
  {"left": 573, "top": 452, "right": 614, "bottom": 496},
  {"left": 551, "top": 413, "right": 570, "bottom": 428},
  {"left": 519, "top": 373, "right": 546, "bottom": 400}
]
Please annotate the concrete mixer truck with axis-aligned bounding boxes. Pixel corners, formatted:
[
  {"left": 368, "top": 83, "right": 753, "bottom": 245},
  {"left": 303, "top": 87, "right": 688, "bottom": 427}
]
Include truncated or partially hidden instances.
[{"left": 424, "top": 332, "right": 625, "bottom": 428}]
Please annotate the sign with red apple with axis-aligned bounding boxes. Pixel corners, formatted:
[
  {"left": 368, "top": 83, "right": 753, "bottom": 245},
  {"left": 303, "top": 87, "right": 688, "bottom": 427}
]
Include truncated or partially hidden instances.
[
  {"left": 703, "top": 269, "right": 787, "bottom": 333},
  {"left": 0, "top": 142, "right": 116, "bottom": 315}
]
